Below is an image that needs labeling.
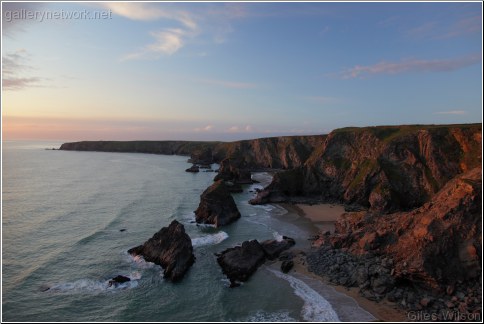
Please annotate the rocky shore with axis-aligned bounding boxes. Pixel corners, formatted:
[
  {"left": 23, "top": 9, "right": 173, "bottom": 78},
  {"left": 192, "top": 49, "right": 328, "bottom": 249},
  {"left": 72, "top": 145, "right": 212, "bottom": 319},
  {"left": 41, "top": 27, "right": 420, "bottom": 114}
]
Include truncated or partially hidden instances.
[{"left": 60, "top": 123, "right": 482, "bottom": 320}]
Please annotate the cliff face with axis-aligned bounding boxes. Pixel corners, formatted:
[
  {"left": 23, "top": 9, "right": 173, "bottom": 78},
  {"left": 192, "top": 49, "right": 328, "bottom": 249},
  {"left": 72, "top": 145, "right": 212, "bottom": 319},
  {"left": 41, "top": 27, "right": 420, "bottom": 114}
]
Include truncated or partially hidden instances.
[
  {"left": 318, "top": 167, "right": 481, "bottom": 291},
  {"left": 60, "top": 135, "right": 324, "bottom": 169},
  {"left": 59, "top": 140, "right": 220, "bottom": 156},
  {"left": 253, "top": 124, "right": 481, "bottom": 212},
  {"left": 209, "top": 135, "right": 325, "bottom": 169}
]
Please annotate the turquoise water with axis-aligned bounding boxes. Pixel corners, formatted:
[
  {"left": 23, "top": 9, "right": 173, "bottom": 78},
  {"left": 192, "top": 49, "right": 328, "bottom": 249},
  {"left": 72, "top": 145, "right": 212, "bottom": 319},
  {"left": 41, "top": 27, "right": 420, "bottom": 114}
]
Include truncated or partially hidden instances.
[{"left": 2, "top": 141, "right": 371, "bottom": 322}]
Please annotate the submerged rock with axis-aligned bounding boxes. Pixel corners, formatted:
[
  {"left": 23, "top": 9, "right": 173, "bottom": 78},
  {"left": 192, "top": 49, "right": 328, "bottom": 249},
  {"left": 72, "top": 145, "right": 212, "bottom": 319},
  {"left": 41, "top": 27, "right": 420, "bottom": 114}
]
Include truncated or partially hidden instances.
[
  {"left": 108, "top": 275, "right": 131, "bottom": 287},
  {"left": 185, "top": 165, "right": 200, "bottom": 173},
  {"left": 128, "top": 220, "right": 195, "bottom": 282},
  {"left": 194, "top": 180, "right": 241, "bottom": 227}
]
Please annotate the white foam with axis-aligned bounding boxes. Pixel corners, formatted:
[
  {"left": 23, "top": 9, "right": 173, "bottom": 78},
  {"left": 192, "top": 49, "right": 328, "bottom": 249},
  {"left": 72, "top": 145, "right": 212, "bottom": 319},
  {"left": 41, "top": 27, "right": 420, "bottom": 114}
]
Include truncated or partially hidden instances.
[
  {"left": 191, "top": 231, "right": 229, "bottom": 247},
  {"left": 268, "top": 269, "right": 340, "bottom": 322},
  {"left": 252, "top": 204, "right": 274, "bottom": 212},
  {"left": 272, "top": 231, "right": 284, "bottom": 242},
  {"left": 45, "top": 274, "right": 140, "bottom": 294},
  {"left": 127, "top": 253, "right": 157, "bottom": 269},
  {"left": 246, "top": 310, "right": 296, "bottom": 322},
  {"left": 196, "top": 223, "right": 217, "bottom": 229}
]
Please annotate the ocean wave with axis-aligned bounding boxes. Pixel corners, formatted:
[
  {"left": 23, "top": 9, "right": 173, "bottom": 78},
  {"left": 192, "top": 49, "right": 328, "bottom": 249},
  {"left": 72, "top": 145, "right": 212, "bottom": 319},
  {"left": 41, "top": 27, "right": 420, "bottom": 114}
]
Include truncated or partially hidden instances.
[
  {"left": 268, "top": 269, "right": 340, "bottom": 322},
  {"left": 245, "top": 310, "right": 296, "bottom": 322},
  {"left": 191, "top": 231, "right": 229, "bottom": 247},
  {"left": 43, "top": 272, "right": 141, "bottom": 294}
]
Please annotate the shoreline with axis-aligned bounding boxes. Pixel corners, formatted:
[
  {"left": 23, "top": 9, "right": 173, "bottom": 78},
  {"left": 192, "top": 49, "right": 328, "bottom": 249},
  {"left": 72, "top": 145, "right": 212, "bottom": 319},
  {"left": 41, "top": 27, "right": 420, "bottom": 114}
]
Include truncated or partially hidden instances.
[{"left": 277, "top": 202, "right": 407, "bottom": 322}]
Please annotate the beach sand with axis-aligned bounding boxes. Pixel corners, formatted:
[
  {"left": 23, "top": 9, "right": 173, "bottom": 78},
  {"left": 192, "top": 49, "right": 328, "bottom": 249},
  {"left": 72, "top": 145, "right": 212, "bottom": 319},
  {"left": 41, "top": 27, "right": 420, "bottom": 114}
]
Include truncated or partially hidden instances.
[
  {"left": 279, "top": 203, "right": 407, "bottom": 322},
  {"left": 291, "top": 203, "right": 346, "bottom": 234}
]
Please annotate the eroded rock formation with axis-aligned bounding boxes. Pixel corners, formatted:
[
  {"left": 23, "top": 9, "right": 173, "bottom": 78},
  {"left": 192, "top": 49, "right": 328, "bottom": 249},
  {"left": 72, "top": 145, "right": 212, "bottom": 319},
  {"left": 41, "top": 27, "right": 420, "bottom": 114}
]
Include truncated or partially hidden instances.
[
  {"left": 128, "top": 220, "right": 195, "bottom": 282},
  {"left": 194, "top": 180, "right": 241, "bottom": 227}
]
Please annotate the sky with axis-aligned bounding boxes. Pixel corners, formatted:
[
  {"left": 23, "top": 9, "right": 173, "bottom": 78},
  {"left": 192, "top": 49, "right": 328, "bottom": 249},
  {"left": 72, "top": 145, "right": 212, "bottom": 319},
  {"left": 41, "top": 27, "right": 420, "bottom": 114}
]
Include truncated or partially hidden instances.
[{"left": 1, "top": 1, "right": 482, "bottom": 141}]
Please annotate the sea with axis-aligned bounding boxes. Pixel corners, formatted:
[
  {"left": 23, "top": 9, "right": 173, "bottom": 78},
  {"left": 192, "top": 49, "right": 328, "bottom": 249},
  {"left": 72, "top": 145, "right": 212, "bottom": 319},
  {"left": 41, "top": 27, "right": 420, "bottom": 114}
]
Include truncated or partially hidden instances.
[{"left": 2, "top": 140, "right": 375, "bottom": 322}]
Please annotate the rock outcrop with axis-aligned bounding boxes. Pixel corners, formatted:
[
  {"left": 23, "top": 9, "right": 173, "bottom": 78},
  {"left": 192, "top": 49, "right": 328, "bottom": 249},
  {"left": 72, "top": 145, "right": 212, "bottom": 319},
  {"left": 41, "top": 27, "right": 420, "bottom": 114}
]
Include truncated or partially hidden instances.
[
  {"left": 216, "top": 240, "right": 266, "bottom": 287},
  {"left": 260, "top": 236, "right": 296, "bottom": 260},
  {"left": 128, "top": 220, "right": 195, "bottom": 282},
  {"left": 252, "top": 124, "right": 482, "bottom": 213},
  {"left": 194, "top": 180, "right": 241, "bottom": 227},
  {"left": 216, "top": 236, "right": 296, "bottom": 286},
  {"left": 214, "top": 158, "right": 253, "bottom": 184},
  {"left": 308, "top": 167, "right": 482, "bottom": 319},
  {"left": 323, "top": 167, "right": 482, "bottom": 290}
]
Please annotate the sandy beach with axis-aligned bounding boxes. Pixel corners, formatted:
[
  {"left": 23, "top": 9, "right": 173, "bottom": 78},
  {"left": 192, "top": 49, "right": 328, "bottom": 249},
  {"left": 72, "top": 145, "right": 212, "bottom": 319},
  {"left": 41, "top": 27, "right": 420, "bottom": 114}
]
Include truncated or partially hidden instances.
[{"left": 280, "top": 203, "right": 407, "bottom": 322}]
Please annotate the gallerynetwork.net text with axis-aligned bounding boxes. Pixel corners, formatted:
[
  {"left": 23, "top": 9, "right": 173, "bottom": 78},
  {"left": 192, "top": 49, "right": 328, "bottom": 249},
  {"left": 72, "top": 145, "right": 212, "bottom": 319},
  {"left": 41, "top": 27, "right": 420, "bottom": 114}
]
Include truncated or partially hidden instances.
[{"left": 4, "top": 9, "right": 112, "bottom": 22}]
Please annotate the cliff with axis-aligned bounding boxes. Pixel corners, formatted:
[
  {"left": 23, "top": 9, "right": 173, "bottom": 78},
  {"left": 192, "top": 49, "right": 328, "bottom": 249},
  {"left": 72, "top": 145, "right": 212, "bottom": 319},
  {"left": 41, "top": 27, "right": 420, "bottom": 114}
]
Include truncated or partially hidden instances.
[
  {"left": 59, "top": 140, "right": 220, "bottom": 156},
  {"left": 252, "top": 124, "right": 481, "bottom": 212},
  {"left": 59, "top": 135, "right": 325, "bottom": 169}
]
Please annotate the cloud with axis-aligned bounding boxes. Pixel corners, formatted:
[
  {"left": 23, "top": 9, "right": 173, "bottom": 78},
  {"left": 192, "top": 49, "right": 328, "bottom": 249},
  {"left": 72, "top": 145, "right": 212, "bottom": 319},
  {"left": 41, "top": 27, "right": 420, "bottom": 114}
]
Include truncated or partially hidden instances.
[
  {"left": 104, "top": 2, "right": 199, "bottom": 60},
  {"left": 441, "top": 15, "right": 481, "bottom": 39},
  {"left": 194, "top": 125, "right": 214, "bottom": 132},
  {"left": 3, "top": 77, "right": 43, "bottom": 90},
  {"left": 405, "top": 21, "right": 438, "bottom": 39},
  {"left": 404, "top": 15, "right": 481, "bottom": 40},
  {"left": 112, "top": 3, "right": 249, "bottom": 60},
  {"left": 339, "top": 53, "right": 481, "bottom": 79},
  {"left": 199, "top": 78, "right": 258, "bottom": 89},
  {"left": 121, "top": 29, "right": 189, "bottom": 60},
  {"left": 434, "top": 110, "right": 467, "bottom": 115},
  {"left": 100, "top": 2, "right": 197, "bottom": 29},
  {"left": 226, "top": 125, "right": 255, "bottom": 133},
  {"left": 2, "top": 50, "right": 45, "bottom": 90}
]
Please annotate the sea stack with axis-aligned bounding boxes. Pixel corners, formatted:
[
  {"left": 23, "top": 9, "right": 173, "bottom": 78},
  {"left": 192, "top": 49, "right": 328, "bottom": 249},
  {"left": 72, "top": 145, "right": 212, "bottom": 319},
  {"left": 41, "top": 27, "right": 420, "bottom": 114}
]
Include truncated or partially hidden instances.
[
  {"left": 128, "top": 220, "right": 195, "bottom": 282},
  {"left": 194, "top": 180, "right": 241, "bottom": 227}
]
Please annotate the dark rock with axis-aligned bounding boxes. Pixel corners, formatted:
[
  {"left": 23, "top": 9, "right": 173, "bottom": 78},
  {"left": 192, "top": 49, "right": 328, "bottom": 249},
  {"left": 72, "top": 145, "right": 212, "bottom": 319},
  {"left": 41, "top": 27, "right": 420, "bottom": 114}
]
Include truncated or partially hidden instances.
[
  {"left": 446, "top": 284, "right": 455, "bottom": 296},
  {"left": 214, "top": 158, "right": 253, "bottom": 184},
  {"left": 420, "top": 297, "right": 432, "bottom": 307},
  {"left": 216, "top": 240, "right": 266, "bottom": 286},
  {"left": 185, "top": 165, "right": 200, "bottom": 173},
  {"left": 371, "top": 273, "right": 395, "bottom": 295},
  {"left": 128, "top": 220, "right": 195, "bottom": 282},
  {"left": 194, "top": 180, "right": 241, "bottom": 227},
  {"left": 224, "top": 181, "right": 243, "bottom": 193},
  {"left": 445, "top": 301, "right": 455, "bottom": 308},
  {"left": 281, "top": 260, "right": 294, "bottom": 273},
  {"left": 260, "top": 236, "right": 296, "bottom": 260},
  {"left": 278, "top": 250, "right": 295, "bottom": 261},
  {"left": 108, "top": 275, "right": 130, "bottom": 287}
]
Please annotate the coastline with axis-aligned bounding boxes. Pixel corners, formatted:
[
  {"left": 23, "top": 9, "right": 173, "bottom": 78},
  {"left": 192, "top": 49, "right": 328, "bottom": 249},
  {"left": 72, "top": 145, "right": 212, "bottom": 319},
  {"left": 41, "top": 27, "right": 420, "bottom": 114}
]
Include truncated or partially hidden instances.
[{"left": 277, "top": 202, "right": 407, "bottom": 322}]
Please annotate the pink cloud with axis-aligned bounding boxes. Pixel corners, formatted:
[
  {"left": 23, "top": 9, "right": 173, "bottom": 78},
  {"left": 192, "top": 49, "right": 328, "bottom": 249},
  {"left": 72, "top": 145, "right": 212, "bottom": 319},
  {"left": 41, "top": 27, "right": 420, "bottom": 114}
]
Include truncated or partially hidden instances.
[{"left": 340, "top": 53, "right": 481, "bottom": 79}]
